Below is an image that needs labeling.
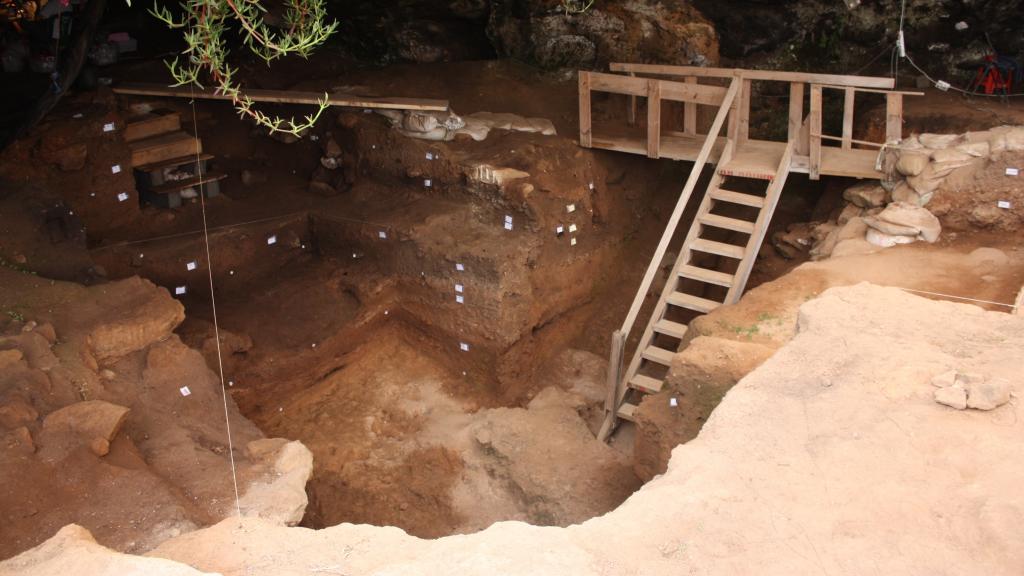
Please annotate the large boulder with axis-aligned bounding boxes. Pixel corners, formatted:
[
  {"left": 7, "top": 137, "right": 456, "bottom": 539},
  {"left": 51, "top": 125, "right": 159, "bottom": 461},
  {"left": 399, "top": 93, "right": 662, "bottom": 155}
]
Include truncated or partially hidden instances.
[{"left": 487, "top": 0, "right": 718, "bottom": 69}]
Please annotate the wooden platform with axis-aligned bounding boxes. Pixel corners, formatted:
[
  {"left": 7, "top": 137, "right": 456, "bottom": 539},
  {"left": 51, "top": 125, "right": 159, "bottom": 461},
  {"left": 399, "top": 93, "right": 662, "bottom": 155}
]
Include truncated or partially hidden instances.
[
  {"left": 590, "top": 123, "right": 881, "bottom": 179},
  {"left": 113, "top": 83, "right": 450, "bottom": 112}
]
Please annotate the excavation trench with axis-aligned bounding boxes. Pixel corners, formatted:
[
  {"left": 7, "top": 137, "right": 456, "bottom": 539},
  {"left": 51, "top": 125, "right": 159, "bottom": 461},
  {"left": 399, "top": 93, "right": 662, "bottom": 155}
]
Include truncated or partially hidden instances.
[{"left": 81, "top": 98, "right": 832, "bottom": 537}]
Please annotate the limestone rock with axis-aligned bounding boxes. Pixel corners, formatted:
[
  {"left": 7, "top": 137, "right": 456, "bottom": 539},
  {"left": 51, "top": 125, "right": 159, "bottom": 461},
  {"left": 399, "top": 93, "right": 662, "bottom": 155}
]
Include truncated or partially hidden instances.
[
  {"left": 0, "top": 348, "right": 24, "bottom": 370},
  {"left": 831, "top": 237, "right": 882, "bottom": 257},
  {"left": 891, "top": 182, "right": 928, "bottom": 206},
  {"left": 965, "top": 379, "right": 1012, "bottom": 411},
  {"left": 42, "top": 400, "right": 130, "bottom": 445},
  {"left": 468, "top": 164, "right": 530, "bottom": 187},
  {"left": 865, "top": 228, "right": 917, "bottom": 248},
  {"left": 87, "top": 278, "right": 185, "bottom": 361},
  {"left": 895, "top": 151, "right": 929, "bottom": 177},
  {"left": 0, "top": 399, "right": 38, "bottom": 429},
  {"left": 934, "top": 385, "right": 967, "bottom": 410},
  {"left": 4, "top": 426, "right": 36, "bottom": 454},
  {"left": 930, "top": 370, "right": 958, "bottom": 388},
  {"left": 837, "top": 203, "right": 863, "bottom": 226},
  {"left": 968, "top": 204, "right": 1003, "bottom": 228},
  {"left": 238, "top": 439, "right": 314, "bottom": 526},
  {"left": 842, "top": 182, "right": 887, "bottom": 208}
]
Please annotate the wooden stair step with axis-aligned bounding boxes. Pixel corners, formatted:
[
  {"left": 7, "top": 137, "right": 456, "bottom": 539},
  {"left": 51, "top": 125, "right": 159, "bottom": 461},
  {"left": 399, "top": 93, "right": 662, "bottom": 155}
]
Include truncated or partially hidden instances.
[
  {"left": 135, "top": 153, "right": 214, "bottom": 174},
  {"left": 667, "top": 291, "right": 722, "bottom": 314},
  {"left": 629, "top": 374, "right": 664, "bottom": 394},
  {"left": 653, "top": 318, "right": 688, "bottom": 339},
  {"left": 690, "top": 238, "right": 746, "bottom": 259},
  {"left": 709, "top": 188, "right": 764, "bottom": 208},
  {"left": 616, "top": 401, "right": 638, "bottom": 422},
  {"left": 149, "top": 172, "right": 227, "bottom": 195},
  {"left": 679, "top": 264, "right": 734, "bottom": 287},
  {"left": 129, "top": 130, "right": 201, "bottom": 167},
  {"left": 641, "top": 345, "right": 675, "bottom": 366},
  {"left": 125, "top": 111, "right": 182, "bottom": 142},
  {"left": 699, "top": 213, "right": 755, "bottom": 234}
]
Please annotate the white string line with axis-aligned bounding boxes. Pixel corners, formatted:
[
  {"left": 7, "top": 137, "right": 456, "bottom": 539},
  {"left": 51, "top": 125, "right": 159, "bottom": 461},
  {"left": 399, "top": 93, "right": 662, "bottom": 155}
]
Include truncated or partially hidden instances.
[
  {"left": 189, "top": 87, "right": 242, "bottom": 518},
  {"left": 897, "top": 287, "right": 1018, "bottom": 309}
]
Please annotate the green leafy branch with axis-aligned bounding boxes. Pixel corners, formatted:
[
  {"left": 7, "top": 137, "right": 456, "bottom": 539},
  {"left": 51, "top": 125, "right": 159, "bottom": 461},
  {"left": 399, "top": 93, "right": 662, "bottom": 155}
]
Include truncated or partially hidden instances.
[{"left": 147, "top": 0, "right": 337, "bottom": 135}]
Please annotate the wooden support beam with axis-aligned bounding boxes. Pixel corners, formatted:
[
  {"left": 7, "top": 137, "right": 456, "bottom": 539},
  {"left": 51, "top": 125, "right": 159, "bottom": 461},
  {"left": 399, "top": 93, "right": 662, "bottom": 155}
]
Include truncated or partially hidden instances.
[
  {"left": 579, "top": 72, "right": 592, "bottom": 148},
  {"left": 683, "top": 77, "right": 697, "bottom": 135},
  {"left": 788, "top": 83, "right": 805, "bottom": 152},
  {"left": 809, "top": 84, "right": 823, "bottom": 180},
  {"left": 841, "top": 88, "right": 855, "bottom": 150},
  {"left": 113, "top": 82, "right": 450, "bottom": 111},
  {"left": 646, "top": 79, "right": 662, "bottom": 159},
  {"left": 736, "top": 78, "right": 752, "bottom": 143},
  {"left": 886, "top": 93, "right": 904, "bottom": 143}
]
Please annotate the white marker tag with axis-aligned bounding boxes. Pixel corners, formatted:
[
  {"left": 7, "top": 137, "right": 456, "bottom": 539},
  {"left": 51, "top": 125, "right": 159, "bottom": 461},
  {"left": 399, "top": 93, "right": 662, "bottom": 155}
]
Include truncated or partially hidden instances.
[
  {"left": 186, "top": 261, "right": 197, "bottom": 271},
  {"left": 111, "top": 164, "right": 121, "bottom": 174},
  {"left": 426, "top": 152, "right": 434, "bottom": 160},
  {"left": 267, "top": 235, "right": 277, "bottom": 245},
  {"left": 459, "top": 342, "right": 470, "bottom": 352},
  {"left": 228, "top": 380, "right": 234, "bottom": 387},
  {"left": 456, "top": 263, "right": 465, "bottom": 272},
  {"left": 363, "top": 109, "right": 372, "bottom": 114},
  {"left": 72, "top": 113, "right": 83, "bottom": 119},
  {"left": 229, "top": 270, "right": 235, "bottom": 275},
  {"left": 179, "top": 386, "right": 191, "bottom": 397},
  {"left": 1006, "top": 167, "right": 1019, "bottom": 176},
  {"left": 997, "top": 200, "right": 1012, "bottom": 209},
  {"left": 568, "top": 224, "right": 578, "bottom": 233},
  {"left": 570, "top": 237, "right": 577, "bottom": 246},
  {"left": 103, "top": 122, "right": 116, "bottom": 132},
  {"left": 424, "top": 179, "right": 432, "bottom": 187},
  {"left": 588, "top": 182, "right": 594, "bottom": 190},
  {"left": 566, "top": 204, "right": 576, "bottom": 213},
  {"left": 174, "top": 286, "right": 187, "bottom": 295},
  {"left": 117, "top": 192, "right": 129, "bottom": 202},
  {"left": 504, "top": 215, "right": 513, "bottom": 224},
  {"left": 378, "top": 230, "right": 387, "bottom": 239},
  {"left": 455, "top": 284, "right": 464, "bottom": 293},
  {"left": 935, "top": 80, "right": 951, "bottom": 92},
  {"left": 456, "top": 295, "right": 464, "bottom": 304},
  {"left": 954, "top": 21, "right": 968, "bottom": 31},
  {"left": 556, "top": 225, "right": 564, "bottom": 234},
  {"left": 504, "top": 222, "right": 513, "bottom": 231},
  {"left": 669, "top": 397, "right": 678, "bottom": 407}
]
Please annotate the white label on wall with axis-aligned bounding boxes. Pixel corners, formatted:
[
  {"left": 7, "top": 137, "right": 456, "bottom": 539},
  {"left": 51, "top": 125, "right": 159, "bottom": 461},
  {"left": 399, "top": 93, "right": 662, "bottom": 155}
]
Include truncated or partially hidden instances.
[
  {"left": 954, "top": 21, "right": 968, "bottom": 31},
  {"left": 455, "top": 284, "right": 464, "bottom": 293},
  {"left": 180, "top": 386, "right": 191, "bottom": 397},
  {"left": 72, "top": 113, "right": 83, "bottom": 119},
  {"left": 424, "top": 179, "right": 432, "bottom": 187},
  {"left": 456, "top": 263, "right": 465, "bottom": 272},
  {"left": 935, "top": 80, "right": 951, "bottom": 92},
  {"left": 267, "top": 235, "right": 277, "bottom": 245},
  {"left": 504, "top": 221, "right": 513, "bottom": 231},
  {"left": 1006, "top": 167, "right": 1019, "bottom": 176},
  {"left": 103, "top": 122, "right": 116, "bottom": 132},
  {"left": 111, "top": 164, "right": 122, "bottom": 174},
  {"left": 570, "top": 237, "right": 577, "bottom": 246},
  {"left": 997, "top": 200, "right": 1012, "bottom": 209},
  {"left": 426, "top": 152, "right": 434, "bottom": 160},
  {"left": 459, "top": 342, "right": 470, "bottom": 352},
  {"left": 568, "top": 224, "right": 578, "bottom": 233},
  {"left": 117, "top": 192, "right": 129, "bottom": 202},
  {"left": 186, "top": 261, "right": 197, "bottom": 271},
  {"left": 455, "top": 295, "right": 464, "bottom": 304},
  {"left": 588, "top": 182, "right": 594, "bottom": 190},
  {"left": 669, "top": 397, "right": 678, "bottom": 407},
  {"left": 566, "top": 203, "right": 576, "bottom": 213},
  {"left": 174, "top": 286, "right": 186, "bottom": 295},
  {"left": 378, "top": 230, "right": 387, "bottom": 239},
  {"left": 556, "top": 225, "right": 564, "bottom": 234}
]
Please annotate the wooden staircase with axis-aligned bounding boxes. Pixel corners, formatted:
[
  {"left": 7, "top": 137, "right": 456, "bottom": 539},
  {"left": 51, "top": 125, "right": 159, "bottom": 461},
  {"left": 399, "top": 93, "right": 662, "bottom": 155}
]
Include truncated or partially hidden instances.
[
  {"left": 600, "top": 139, "right": 794, "bottom": 438},
  {"left": 125, "top": 110, "right": 226, "bottom": 209}
]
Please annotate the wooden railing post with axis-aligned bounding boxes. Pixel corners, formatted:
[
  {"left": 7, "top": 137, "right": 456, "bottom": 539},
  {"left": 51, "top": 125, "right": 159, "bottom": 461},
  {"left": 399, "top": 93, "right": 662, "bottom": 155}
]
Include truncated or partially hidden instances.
[
  {"left": 598, "top": 330, "right": 626, "bottom": 441},
  {"left": 579, "top": 71, "right": 592, "bottom": 148},
  {"left": 809, "top": 84, "right": 822, "bottom": 180},
  {"left": 885, "top": 92, "right": 903, "bottom": 143},
  {"left": 646, "top": 79, "right": 661, "bottom": 159},
  {"left": 627, "top": 71, "right": 638, "bottom": 126},
  {"left": 736, "top": 78, "right": 752, "bottom": 143},
  {"left": 841, "top": 87, "right": 855, "bottom": 150},
  {"left": 683, "top": 76, "right": 697, "bottom": 135},
  {"left": 788, "top": 82, "right": 804, "bottom": 146}
]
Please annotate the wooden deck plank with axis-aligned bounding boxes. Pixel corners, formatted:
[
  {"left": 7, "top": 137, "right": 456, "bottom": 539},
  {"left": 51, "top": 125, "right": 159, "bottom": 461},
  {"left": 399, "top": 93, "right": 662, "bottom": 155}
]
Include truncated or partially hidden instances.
[{"left": 113, "top": 83, "right": 450, "bottom": 112}]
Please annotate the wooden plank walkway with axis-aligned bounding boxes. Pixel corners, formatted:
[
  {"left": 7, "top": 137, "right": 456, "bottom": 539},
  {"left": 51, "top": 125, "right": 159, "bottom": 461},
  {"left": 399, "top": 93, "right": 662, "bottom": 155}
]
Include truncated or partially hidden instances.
[{"left": 113, "top": 83, "right": 450, "bottom": 112}]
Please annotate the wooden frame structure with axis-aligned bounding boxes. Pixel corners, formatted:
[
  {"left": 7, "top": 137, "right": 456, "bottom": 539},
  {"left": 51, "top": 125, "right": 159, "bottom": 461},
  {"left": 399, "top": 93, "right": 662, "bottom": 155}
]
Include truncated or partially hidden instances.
[{"left": 587, "top": 65, "right": 919, "bottom": 441}]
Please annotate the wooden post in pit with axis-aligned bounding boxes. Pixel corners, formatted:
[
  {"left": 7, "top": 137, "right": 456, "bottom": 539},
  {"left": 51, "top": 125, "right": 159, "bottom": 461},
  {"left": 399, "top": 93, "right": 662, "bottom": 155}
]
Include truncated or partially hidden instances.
[
  {"left": 579, "top": 71, "right": 592, "bottom": 148},
  {"left": 646, "top": 79, "right": 661, "bottom": 159},
  {"left": 841, "top": 87, "right": 855, "bottom": 150},
  {"left": 885, "top": 92, "right": 904, "bottom": 143},
  {"left": 683, "top": 76, "right": 698, "bottom": 135}
]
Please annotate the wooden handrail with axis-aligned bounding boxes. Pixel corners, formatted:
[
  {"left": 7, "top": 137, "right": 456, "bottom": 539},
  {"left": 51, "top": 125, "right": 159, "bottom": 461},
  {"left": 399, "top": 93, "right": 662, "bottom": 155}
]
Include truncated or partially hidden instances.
[
  {"left": 608, "top": 63, "right": 895, "bottom": 90},
  {"left": 616, "top": 76, "right": 740, "bottom": 340}
]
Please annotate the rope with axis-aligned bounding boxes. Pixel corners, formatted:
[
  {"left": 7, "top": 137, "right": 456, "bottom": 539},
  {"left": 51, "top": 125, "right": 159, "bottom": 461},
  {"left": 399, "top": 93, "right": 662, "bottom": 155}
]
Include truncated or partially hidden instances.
[
  {"left": 897, "top": 287, "right": 1018, "bottom": 310},
  {"left": 189, "top": 86, "right": 242, "bottom": 518}
]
